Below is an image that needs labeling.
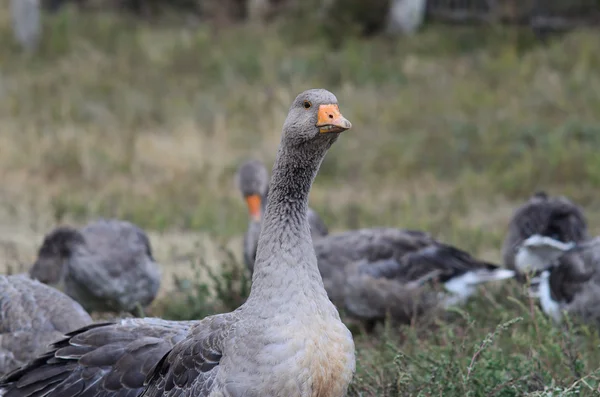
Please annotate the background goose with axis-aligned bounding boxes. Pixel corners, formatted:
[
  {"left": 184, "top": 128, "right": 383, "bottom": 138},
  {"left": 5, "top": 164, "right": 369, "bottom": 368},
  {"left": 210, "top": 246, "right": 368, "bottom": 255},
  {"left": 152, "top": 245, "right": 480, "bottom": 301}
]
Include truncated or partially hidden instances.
[
  {"left": 236, "top": 158, "right": 329, "bottom": 272},
  {"left": 1, "top": 88, "right": 355, "bottom": 397},
  {"left": 314, "top": 228, "right": 515, "bottom": 326},
  {"left": 29, "top": 218, "right": 161, "bottom": 314},
  {"left": 342, "top": 264, "right": 440, "bottom": 329},
  {"left": 0, "top": 274, "right": 92, "bottom": 376},
  {"left": 236, "top": 159, "right": 269, "bottom": 272},
  {"left": 534, "top": 237, "right": 600, "bottom": 326},
  {"left": 502, "top": 191, "right": 589, "bottom": 276}
]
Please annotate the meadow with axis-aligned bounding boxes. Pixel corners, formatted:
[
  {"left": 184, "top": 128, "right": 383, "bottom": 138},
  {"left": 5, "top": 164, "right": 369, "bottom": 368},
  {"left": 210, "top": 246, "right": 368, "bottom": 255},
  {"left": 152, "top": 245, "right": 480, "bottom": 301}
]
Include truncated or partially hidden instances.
[{"left": 1, "top": 4, "right": 600, "bottom": 395}]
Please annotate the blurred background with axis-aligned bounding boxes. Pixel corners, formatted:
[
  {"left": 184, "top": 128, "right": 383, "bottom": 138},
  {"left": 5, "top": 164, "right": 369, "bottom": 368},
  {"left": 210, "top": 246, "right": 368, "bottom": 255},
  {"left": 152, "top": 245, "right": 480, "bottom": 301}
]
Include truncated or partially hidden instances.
[{"left": 2, "top": 1, "right": 600, "bottom": 394}]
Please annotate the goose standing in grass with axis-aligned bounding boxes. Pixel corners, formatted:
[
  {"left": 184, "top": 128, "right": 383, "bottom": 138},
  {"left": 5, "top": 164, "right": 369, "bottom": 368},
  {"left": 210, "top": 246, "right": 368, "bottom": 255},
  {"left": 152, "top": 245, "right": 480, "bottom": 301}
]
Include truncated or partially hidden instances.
[
  {"left": 1, "top": 89, "right": 355, "bottom": 397},
  {"left": 0, "top": 274, "right": 92, "bottom": 376},
  {"left": 236, "top": 158, "right": 329, "bottom": 273},
  {"left": 29, "top": 218, "right": 161, "bottom": 314},
  {"left": 501, "top": 191, "right": 588, "bottom": 277},
  {"left": 531, "top": 237, "right": 600, "bottom": 326},
  {"left": 313, "top": 228, "right": 515, "bottom": 326}
]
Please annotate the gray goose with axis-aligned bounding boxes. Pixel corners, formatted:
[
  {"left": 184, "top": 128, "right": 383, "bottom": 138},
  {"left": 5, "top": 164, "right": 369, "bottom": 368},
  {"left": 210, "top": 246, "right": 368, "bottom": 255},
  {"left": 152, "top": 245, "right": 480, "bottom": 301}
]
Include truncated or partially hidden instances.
[
  {"left": 313, "top": 228, "right": 515, "bottom": 326},
  {"left": 501, "top": 191, "right": 588, "bottom": 277},
  {"left": 29, "top": 218, "right": 161, "bottom": 314},
  {"left": 1, "top": 88, "right": 355, "bottom": 397},
  {"left": 236, "top": 158, "right": 329, "bottom": 273},
  {"left": 0, "top": 274, "right": 92, "bottom": 376},
  {"left": 533, "top": 237, "right": 600, "bottom": 326}
]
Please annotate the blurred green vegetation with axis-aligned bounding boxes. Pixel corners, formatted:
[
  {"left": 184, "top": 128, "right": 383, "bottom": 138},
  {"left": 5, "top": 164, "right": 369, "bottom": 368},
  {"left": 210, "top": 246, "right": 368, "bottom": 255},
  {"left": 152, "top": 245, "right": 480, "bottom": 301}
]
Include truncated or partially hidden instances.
[
  {"left": 2, "top": 8, "right": 600, "bottom": 239},
  {"left": 2, "top": 5, "right": 600, "bottom": 395}
]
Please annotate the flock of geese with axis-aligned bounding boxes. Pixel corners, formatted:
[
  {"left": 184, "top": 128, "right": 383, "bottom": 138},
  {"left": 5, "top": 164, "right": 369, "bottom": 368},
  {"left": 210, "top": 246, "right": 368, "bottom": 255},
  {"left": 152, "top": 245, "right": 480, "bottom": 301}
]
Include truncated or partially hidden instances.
[{"left": 0, "top": 89, "right": 598, "bottom": 396}]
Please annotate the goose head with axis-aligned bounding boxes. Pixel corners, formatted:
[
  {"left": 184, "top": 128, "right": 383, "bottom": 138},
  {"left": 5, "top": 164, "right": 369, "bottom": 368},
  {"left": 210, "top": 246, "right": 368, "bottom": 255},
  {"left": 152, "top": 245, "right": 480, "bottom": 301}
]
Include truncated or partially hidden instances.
[
  {"left": 236, "top": 159, "right": 269, "bottom": 222},
  {"left": 30, "top": 226, "right": 85, "bottom": 286},
  {"left": 281, "top": 89, "right": 352, "bottom": 150}
]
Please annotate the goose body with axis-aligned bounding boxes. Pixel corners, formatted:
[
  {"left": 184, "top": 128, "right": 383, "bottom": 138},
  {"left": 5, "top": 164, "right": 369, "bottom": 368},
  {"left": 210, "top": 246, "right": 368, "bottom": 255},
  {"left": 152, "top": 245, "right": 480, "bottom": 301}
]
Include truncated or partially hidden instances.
[
  {"left": 1, "top": 89, "right": 355, "bottom": 397},
  {"left": 535, "top": 238, "right": 600, "bottom": 326},
  {"left": 502, "top": 191, "right": 588, "bottom": 275},
  {"left": 314, "top": 228, "right": 515, "bottom": 325},
  {"left": 236, "top": 159, "right": 329, "bottom": 273},
  {"left": 29, "top": 219, "right": 161, "bottom": 314},
  {"left": 0, "top": 275, "right": 92, "bottom": 376}
]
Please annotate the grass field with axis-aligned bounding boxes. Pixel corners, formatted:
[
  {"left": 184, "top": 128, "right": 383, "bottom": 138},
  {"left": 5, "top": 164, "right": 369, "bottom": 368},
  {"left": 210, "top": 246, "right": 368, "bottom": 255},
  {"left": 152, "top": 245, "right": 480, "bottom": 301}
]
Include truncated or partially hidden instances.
[{"left": 2, "top": 4, "right": 600, "bottom": 395}]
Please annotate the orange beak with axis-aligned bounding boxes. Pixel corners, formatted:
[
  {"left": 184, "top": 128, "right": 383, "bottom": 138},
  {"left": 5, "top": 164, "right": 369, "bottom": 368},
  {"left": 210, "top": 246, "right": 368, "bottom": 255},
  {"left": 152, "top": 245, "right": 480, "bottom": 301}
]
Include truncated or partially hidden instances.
[
  {"left": 316, "top": 104, "right": 352, "bottom": 134},
  {"left": 245, "top": 194, "right": 262, "bottom": 221}
]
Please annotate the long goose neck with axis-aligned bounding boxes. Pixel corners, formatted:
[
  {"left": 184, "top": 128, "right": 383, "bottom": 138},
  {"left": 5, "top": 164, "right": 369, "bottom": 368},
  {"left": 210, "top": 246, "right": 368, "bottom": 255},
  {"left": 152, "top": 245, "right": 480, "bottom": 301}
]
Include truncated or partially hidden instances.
[
  {"left": 264, "top": 148, "right": 315, "bottom": 238},
  {"left": 248, "top": 139, "right": 329, "bottom": 298}
]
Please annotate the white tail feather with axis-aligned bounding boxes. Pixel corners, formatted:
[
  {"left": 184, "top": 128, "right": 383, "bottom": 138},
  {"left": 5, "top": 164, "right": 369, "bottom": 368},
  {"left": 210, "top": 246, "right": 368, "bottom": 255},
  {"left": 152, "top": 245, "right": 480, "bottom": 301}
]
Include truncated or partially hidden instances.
[
  {"left": 443, "top": 269, "right": 514, "bottom": 305},
  {"left": 538, "top": 271, "right": 563, "bottom": 323}
]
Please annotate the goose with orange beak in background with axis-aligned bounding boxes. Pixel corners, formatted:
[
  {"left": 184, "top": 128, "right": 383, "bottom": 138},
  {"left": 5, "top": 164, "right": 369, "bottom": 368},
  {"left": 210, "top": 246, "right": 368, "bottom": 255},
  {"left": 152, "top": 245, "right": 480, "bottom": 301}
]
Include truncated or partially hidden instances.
[{"left": 236, "top": 159, "right": 329, "bottom": 273}]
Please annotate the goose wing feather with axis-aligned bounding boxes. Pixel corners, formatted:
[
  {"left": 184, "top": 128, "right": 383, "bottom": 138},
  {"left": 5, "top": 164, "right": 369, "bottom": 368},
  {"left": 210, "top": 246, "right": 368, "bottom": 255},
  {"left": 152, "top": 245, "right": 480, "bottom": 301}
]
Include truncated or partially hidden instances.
[
  {"left": 314, "top": 228, "right": 433, "bottom": 274},
  {"left": 1, "top": 319, "right": 191, "bottom": 397},
  {"left": 321, "top": 229, "right": 496, "bottom": 283},
  {"left": 141, "top": 313, "right": 236, "bottom": 397},
  {"left": 400, "top": 244, "right": 500, "bottom": 283}
]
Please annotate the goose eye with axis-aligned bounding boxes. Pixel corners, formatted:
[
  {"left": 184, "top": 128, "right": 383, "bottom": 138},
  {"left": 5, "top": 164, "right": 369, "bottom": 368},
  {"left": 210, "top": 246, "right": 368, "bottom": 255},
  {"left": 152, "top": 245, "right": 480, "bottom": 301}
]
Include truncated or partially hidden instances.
[{"left": 303, "top": 101, "right": 312, "bottom": 109}]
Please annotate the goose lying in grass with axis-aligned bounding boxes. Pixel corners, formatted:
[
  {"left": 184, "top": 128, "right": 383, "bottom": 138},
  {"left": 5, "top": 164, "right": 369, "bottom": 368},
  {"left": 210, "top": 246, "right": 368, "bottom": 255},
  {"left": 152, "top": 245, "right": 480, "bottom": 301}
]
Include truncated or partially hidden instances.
[
  {"left": 236, "top": 158, "right": 329, "bottom": 272},
  {"left": 0, "top": 274, "right": 92, "bottom": 376},
  {"left": 1, "top": 88, "right": 355, "bottom": 397},
  {"left": 529, "top": 237, "right": 600, "bottom": 326},
  {"left": 502, "top": 191, "right": 588, "bottom": 278},
  {"left": 313, "top": 228, "right": 515, "bottom": 326},
  {"left": 29, "top": 218, "right": 161, "bottom": 314}
]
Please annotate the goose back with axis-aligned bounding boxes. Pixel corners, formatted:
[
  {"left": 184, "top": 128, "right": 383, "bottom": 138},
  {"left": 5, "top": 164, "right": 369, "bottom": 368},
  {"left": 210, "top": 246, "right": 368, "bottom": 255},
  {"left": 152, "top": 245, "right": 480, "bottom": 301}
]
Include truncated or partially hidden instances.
[
  {"left": 314, "top": 227, "right": 514, "bottom": 324},
  {"left": 31, "top": 219, "right": 161, "bottom": 313},
  {"left": 0, "top": 275, "right": 92, "bottom": 376}
]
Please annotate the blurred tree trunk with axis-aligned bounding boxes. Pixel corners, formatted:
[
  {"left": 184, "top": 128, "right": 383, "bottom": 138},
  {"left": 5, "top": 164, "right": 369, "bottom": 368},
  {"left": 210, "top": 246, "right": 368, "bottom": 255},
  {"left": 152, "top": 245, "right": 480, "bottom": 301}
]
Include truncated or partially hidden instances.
[
  {"left": 386, "top": 0, "right": 427, "bottom": 35},
  {"left": 10, "top": 0, "right": 41, "bottom": 52}
]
